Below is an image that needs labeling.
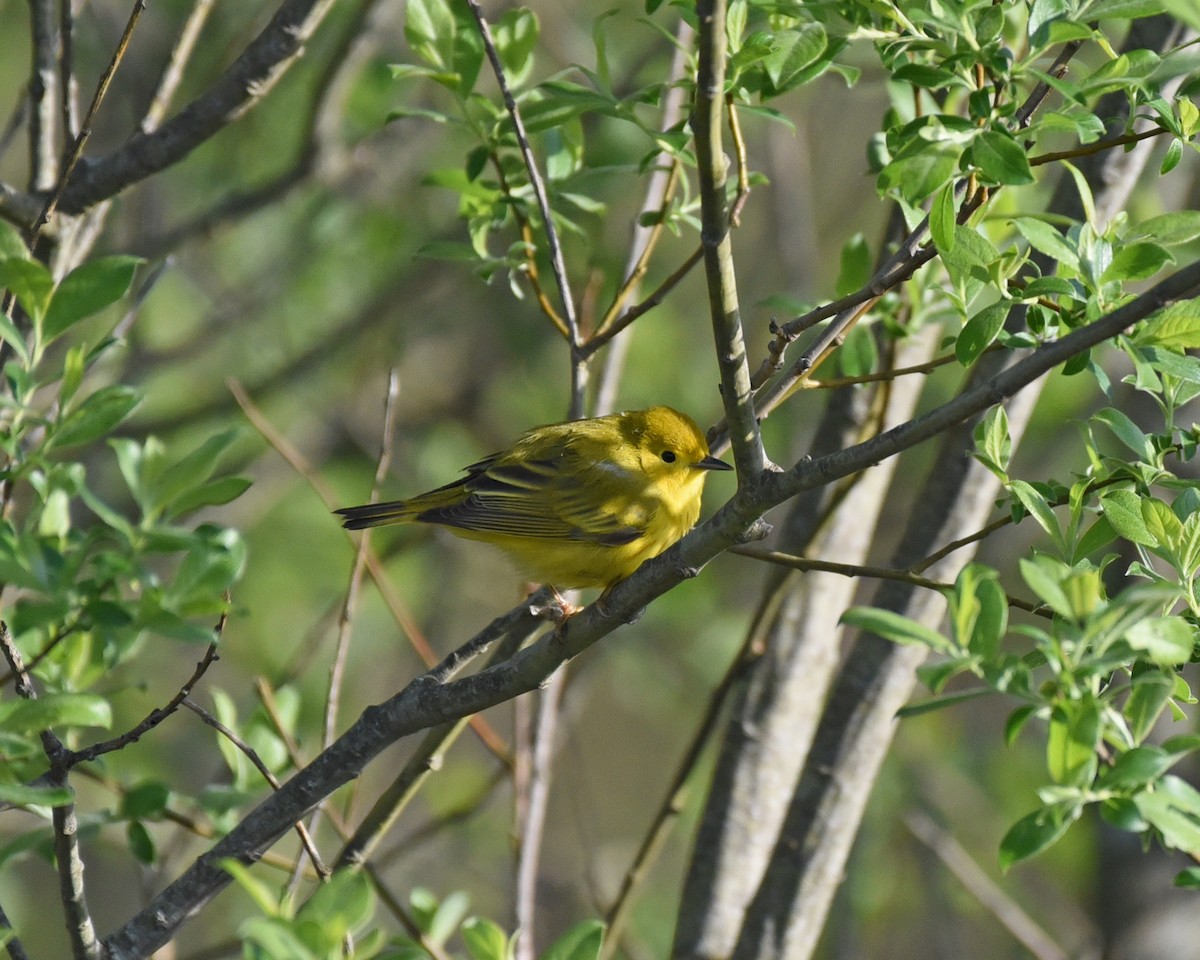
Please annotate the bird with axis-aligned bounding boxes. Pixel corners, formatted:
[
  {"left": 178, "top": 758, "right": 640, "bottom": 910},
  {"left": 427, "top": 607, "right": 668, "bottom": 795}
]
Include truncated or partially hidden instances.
[{"left": 336, "top": 405, "right": 732, "bottom": 592}]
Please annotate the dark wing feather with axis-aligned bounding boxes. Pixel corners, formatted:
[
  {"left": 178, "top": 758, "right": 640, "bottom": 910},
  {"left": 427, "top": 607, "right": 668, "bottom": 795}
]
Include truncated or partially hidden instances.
[{"left": 416, "top": 453, "right": 645, "bottom": 545}]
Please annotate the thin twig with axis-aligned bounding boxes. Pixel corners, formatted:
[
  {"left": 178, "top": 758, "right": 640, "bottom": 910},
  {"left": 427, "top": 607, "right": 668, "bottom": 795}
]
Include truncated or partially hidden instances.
[
  {"left": 593, "top": 18, "right": 694, "bottom": 415},
  {"left": 327, "top": 370, "right": 401, "bottom": 748},
  {"left": 463, "top": 0, "right": 578, "bottom": 345},
  {"left": 142, "top": 0, "right": 216, "bottom": 133},
  {"left": 31, "top": 0, "right": 146, "bottom": 238},
  {"left": 1029, "top": 126, "right": 1168, "bottom": 167},
  {"left": 182, "top": 698, "right": 331, "bottom": 882},
  {"left": 730, "top": 546, "right": 1049, "bottom": 617},
  {"left": 64, "top": 630, "right": 223, "bottom": 767},
  {"left": 514, "top": 667, "right": 566, "bottom": 960},
  {"left": 227, "top": 377, "right": 512, "bottom": 762},
  {"left": 0, "top": 896, "right": 32, "bottom": 960},
  {"left": 906, "top": 810, "right": 1071, "bottom": 960},
  {"left": 582, "top": 246, "right": 704, "bottom": 359},
  {"left": 601, "top": 641, "right": 756, "bottom": 958}
]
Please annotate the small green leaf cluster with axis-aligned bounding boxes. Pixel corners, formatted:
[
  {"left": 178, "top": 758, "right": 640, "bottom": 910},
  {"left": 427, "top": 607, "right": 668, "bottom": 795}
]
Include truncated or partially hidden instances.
[
  {"left": 0, "top": 222, "right": 250, "bottom": 809},
  {"left": 842, "top": 316, "right": 1200, "bottom": 872},
  {"left": 221, "top": 877, "right": 605, "bottom": 960},
  {"left": 868, "top": 0, "right": 1199, "bottom": 208}
]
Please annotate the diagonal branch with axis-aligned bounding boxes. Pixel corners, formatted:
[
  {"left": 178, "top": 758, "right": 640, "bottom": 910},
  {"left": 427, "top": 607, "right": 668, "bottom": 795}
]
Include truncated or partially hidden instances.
[{"left": 57, "top": 0, "right": 340, "bottom": 214}]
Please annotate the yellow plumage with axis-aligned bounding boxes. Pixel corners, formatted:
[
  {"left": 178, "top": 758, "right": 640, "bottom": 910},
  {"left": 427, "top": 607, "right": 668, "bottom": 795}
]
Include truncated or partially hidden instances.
[{"left": 336, "top": 406, "right": 731, "bottom": 589}]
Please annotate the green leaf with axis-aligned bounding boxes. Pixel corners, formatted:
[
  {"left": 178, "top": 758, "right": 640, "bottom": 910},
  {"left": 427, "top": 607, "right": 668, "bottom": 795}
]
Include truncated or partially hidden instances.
[
  {"left": 494, "top": 7, "right": 539, "bottom": 83},
  {"left": 1143, "top": 498, "right": 1183, "bottom": 553},
  {"left": 1046, "top": 697, "right": 1101, "bottom": 784},
  {"left": 406, "top": 0, "right": 455, "bottom": 68},
  {"left": 999, "top": 806, "right": 1074, "bottom": 870},
  {"left": 1134, "top": 775, "right": 1200, "bottom": 855},
  {"left": 840, "top": 607, "right": 954, "bottom": 655},
  {"left": 167, "top": 476, "right": 252, "bottom": 518},
  {"left": 149, "top": 428, "right": 242, "bottom": 512},
  {"left": 973, "top": 404, "right": 1011, "bottom": 479},
  {"left": 1136, "top": 301, "right": 1200, "bottom": 350},
  {"left": 1009, "top": 481, "right": 1066, "bottom": 556},
  {"left": 972, "top": 130, "right": 1034, "bottom": 185},
  {"left": 942, "top": 225, "right": 1000, "bottom": 287},
  {"left": 127, "top": 820, "right": 156, "bottom": 864},
  {"left": 1125, "top": 617, "right": 1195, "bottom": 665},
  {"left": 877, "top": 143, "right": 960, "bottom": 205},
  {"left": 762, "top": 23, "right": 827, "bottom": 95},
  {"left": 43, "top": 256, "right": 141, "bottom": 342},
  {"left": 0, "top": 781, "right": 74, "bottom": 807},
  {"left": 48, "top": 385, "right": 142, "bottom": 450},
  {"left": 930, "top": 182, "right": 957, "bottom": 253},
  {"left": 1160, "top": 138, "right": 1183, "bottom": 175},
  {"left": 1005, "top": 704, "right": 1040, "bottom": 746},
  {"left": 1125, "top": 669, "right": 1174, "bottom": 743},
  {"left": 121, "top": 781, "right": 171, "bottom": 820},
  {"left": 0, "top": 258, "right": 54, "bottom": 325},
  {"left": 297, "top": 869, "right": 374, "bottom": 947},
  {"left": 1092, "top": 407, "right": 1154, "bottom": 461},
  {"left": 0, "top": 222, "right": 28, "bottom": 260},
  {"left": 2, "top": 693, "right": 112, "bottom": 734},
  {"left": 1011, "top": 218, "right": 1079, "bottom": 272},
  {"left": 1101, "top": 490, "right": 1157, "bottom": 546},
  {"left": 1018, "top": 556, "right": 1073, "bottom": 620},
  {"left": 1100, "top": 243, "right": 1172, "bottom": 284},
  {"left": 462, "top": 917, "right": 510, "bottom": 960},
  {"left": 835, "top": 234, "right": 871, "bottom": 297},
  {"left": 1100, "top": 746, "right": 1178, "bottom": 790},
  {"left": 956, "top": 302, "right": 1008, "bottom": 366},
  {"left": 541, "top": 920, "right": 605, "bottom": 960},
  {"left": 1083, "top": 0, "right": 1166, "bottom": 17},
  {"left": 1138, "top": 211, "right": 1200, "bottom": 246}
]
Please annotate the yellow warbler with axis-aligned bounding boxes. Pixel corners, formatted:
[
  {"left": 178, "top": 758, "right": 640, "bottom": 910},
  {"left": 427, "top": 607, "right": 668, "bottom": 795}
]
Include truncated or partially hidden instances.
[{"left": 336, "top": 406, "right": 731, "bottom": 590}]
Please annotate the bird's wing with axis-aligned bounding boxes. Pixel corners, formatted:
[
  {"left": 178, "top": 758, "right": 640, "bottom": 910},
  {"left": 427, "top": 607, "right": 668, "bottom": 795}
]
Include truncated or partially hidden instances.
[{"left": 414, "top": 452, "right": 645, "bottom": 545}]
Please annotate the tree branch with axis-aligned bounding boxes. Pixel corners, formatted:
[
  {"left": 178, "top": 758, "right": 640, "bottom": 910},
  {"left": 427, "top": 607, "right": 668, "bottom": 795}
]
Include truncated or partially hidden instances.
[
  {"left": 694, "top": 0, "right": 765, "bottom": 476},
  {"left": 57, "top": 0, "right": 340, "bottom": 214}
]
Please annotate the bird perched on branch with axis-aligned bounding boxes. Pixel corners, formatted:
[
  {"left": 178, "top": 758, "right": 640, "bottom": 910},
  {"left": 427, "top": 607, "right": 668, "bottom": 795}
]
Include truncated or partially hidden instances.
[{"left": 337, "top": 405, "right": 731, "bottom": 592}]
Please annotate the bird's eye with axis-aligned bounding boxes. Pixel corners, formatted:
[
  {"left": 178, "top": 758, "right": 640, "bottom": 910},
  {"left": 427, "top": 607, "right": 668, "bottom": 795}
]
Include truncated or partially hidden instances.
[{"left": 661, "top": 450, "right": 677, "bottom": 463}]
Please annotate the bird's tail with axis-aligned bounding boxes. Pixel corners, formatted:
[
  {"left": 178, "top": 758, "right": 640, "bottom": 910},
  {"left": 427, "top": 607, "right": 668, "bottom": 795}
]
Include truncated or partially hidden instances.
[{"left": 335, "top": 499, "right": 420, "bottom": 530}]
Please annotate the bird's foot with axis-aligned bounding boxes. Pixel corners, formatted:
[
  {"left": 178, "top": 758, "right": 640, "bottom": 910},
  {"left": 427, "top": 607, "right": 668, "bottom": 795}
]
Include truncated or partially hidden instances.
[{"left": 528, "top": 587, "right": 581, "bottom": 624}]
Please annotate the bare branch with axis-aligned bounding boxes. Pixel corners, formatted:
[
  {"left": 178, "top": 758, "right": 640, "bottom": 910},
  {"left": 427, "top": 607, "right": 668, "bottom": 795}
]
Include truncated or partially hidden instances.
[
  {"left": 514, "top": 668, "right": 566, "bottom": 960},
  {"left": 57, "top": 0, "right": 340, "bottom": 214},
  {"left": 64, "top": 631, "right": 222, "bottom": 768},
  {"left": 463, "top": 0, "right": 585, "bottom": 408},
  {"left": 182, "top": 698, "right": 330, "bottom": 882},
  {"left": 32, "top": 0, "right": 147, "bottom": 238},
  {"left": 906, "top": 810, "right": 1071, "bottom": 960},
  {"left": 141, "top": 0, "right": 217, "bottom": 134}
]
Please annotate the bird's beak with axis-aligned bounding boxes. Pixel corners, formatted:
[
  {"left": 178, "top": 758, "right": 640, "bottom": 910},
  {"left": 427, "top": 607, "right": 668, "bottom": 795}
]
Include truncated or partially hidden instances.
[{"left": 697, "top": 454, "right": 733, "bottom": 471}]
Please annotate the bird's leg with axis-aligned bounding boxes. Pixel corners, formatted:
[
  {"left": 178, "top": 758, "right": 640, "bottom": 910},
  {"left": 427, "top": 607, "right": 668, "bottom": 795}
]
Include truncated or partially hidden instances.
[{"left": 526, "top": 584, "right": 582, "bottom": 623}]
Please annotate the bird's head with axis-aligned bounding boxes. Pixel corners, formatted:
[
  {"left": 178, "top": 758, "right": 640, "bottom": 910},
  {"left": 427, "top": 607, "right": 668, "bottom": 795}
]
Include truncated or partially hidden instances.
[{"left": 621, "top": 406, "right": 732, "bottom": 486}]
